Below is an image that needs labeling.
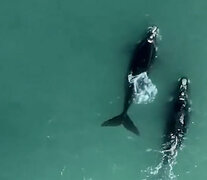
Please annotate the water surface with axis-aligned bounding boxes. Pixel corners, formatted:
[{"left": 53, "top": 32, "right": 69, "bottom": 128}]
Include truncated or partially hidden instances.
[{"left": 0, "top": 0, "right": 207, "bottom": 179}]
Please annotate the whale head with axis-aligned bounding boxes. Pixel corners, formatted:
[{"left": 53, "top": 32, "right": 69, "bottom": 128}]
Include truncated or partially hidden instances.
[
  {"left": 178, "top": 77, "right": 190, "bottom": 103},
  {"left": 147, "top": 26, "right": 159, "bottom": 44}
]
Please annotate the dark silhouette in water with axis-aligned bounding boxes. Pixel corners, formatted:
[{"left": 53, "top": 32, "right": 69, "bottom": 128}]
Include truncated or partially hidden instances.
[
  {"left": 162, "top": 77, "right": 191, "bottom": 163},
  {"left": 101, "top": 26, "right": 159, "bottom": 135}
]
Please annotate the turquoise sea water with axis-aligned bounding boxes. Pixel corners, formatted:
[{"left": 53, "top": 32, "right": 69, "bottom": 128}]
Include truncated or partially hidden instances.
[{"left": 0, "top": 0, "right": 207, "bottom": 179}]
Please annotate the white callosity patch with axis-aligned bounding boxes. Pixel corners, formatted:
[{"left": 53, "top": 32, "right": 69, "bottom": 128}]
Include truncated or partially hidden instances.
[
  {"left": 128, "top": 72, "right": 158, "bottom": 104},
  {"left": 60, "top": 166, "right": 66, "bottom": 176},
  {"left": 180, "top": 114, "right": 184, "bottom": 125}
]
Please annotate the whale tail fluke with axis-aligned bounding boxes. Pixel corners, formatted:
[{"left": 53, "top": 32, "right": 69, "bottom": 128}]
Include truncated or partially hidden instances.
[{"left": 101, "top": 113, "right": 139, "bottom": 135}]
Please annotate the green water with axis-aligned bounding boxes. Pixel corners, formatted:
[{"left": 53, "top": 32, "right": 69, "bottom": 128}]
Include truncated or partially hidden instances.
[{"left": 0, "top": 0, "right": 207, "bottom": 179}]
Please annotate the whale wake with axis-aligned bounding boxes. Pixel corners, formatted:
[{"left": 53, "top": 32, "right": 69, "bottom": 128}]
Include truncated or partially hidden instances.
[{"left": 140, "top": 136, "right": 184, "bottom": 180}]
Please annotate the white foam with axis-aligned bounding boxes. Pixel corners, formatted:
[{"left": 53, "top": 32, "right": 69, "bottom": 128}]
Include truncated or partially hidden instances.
[
  {"left": 141, "top": 136, "right": 182, "bottom": 180},
  {"left": 128, "top": 72, "right": 158, "bottom": 104}
]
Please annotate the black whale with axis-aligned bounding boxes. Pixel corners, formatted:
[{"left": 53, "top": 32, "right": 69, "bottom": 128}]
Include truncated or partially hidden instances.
[
  {"left": 101, "top": 26, "right": 159, "bottom": 135},
  {"left": 162, "top": 77, "right": 191, "bottom": 163}
]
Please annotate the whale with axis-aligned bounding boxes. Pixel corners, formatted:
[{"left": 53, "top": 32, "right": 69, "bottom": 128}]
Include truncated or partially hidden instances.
[
  {"left": 101, "top": 26, "right": 159, "bottom": 135},
  {"left": 162, "top": 77, "right": 191, "bottom": 163}
]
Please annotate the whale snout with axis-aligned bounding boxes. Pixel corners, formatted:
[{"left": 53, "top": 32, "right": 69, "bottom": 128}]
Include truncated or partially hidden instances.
[
  {"left": 178, "top": 77, "right": 190, "bottom": 99},
  {"left": 179, "top": 77, "right": 190, "bottom": 87},
  {"left": 150, "top": 26, "right": 159, "bottom": 34},
  {"left": 147, "top": 26, "right": 159, "bottom": 43}
]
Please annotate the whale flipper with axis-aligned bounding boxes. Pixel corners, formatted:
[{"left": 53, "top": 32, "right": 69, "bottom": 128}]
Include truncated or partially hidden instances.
[{"left": 101, "top": 113, "right": 139, "bottom": 135}]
